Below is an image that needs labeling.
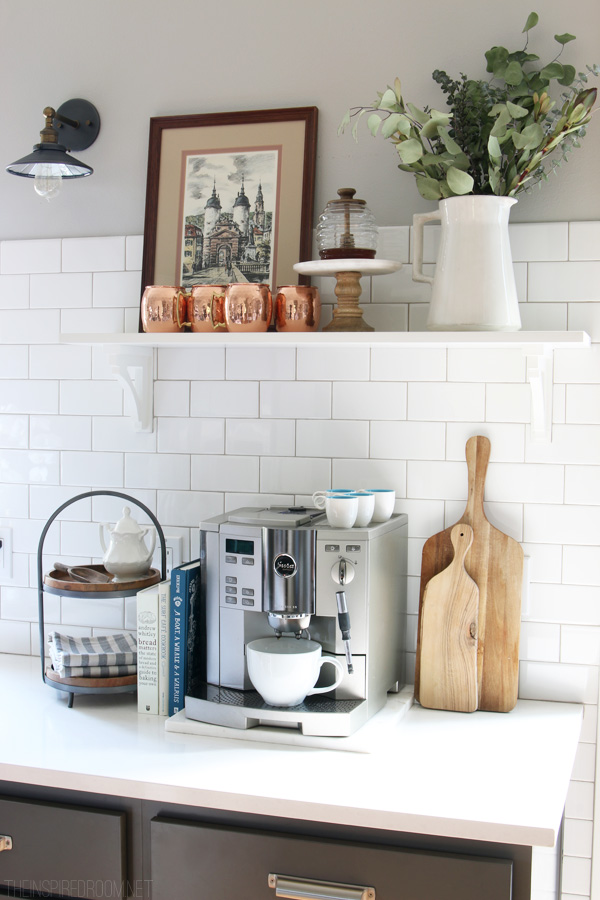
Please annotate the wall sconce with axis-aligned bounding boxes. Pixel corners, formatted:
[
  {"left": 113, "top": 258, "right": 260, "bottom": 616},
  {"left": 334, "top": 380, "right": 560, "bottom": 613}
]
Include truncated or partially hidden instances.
[{"left": 6, "top": 99, "right": 100, "bottom": 200}]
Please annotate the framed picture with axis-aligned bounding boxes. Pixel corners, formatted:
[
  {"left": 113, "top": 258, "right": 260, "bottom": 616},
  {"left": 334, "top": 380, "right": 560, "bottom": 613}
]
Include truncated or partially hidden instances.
[{"left": 140, "top": 106, "right": 318, "bottom": 314}]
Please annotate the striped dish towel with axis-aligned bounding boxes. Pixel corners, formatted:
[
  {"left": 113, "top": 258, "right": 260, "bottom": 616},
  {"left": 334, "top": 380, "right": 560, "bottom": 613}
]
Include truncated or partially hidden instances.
[
  {"left": 56, "top": 663, "right": 138, "bottom": 679},
  {"left": 48, "top": 631, "right": 137, "bottom": 677}
]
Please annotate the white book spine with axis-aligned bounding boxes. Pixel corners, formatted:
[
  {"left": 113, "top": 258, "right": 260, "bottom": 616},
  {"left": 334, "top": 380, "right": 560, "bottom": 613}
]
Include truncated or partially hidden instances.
[
  {"left": 136, "top": 586, "right": 159, "bottom": 715},
  {"left": 158, "top": 581, "right": 170, "bottom": 716}
]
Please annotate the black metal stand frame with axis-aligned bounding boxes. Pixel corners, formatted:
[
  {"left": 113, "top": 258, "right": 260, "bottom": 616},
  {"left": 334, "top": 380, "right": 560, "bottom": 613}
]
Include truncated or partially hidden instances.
[{"left": 37, "top": 490, "right": 167, "bottom": 708}]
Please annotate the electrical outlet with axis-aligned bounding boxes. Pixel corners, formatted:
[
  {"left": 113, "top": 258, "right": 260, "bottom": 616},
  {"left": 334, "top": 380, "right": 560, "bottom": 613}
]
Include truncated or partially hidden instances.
[
  {"left": 0, "top": 527, "right": 13, "bottom": 578},
  {"left": 164, "top": 535, "right": 183, "bottom": 578}
]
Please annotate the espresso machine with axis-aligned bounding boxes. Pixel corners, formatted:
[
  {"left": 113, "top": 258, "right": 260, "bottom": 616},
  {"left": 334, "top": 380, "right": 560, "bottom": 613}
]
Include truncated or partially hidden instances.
[{"left": 185, "top": 506, "right": 408, "bottom": 736}]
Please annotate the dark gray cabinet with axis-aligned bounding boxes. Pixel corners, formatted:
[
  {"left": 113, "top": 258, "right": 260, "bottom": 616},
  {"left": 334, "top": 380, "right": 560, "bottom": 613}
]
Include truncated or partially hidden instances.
[
  {"left": 150, "top": 816, "right": 513, "bottom": 900},
  {"left": 0, "top": 795, "right": 126, "bottom": 899}
]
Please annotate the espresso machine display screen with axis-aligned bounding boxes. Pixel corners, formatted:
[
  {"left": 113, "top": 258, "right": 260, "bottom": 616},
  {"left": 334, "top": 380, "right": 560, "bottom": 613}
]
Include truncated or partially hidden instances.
[{"left": 225, "top": 538, "right": 254, "bottom": 556}]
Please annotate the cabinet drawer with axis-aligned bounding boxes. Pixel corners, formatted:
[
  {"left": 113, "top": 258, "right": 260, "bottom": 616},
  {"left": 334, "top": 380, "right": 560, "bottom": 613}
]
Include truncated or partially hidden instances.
[
  {"left": 150, "top": 816, "right": 512, "bottom": 900},
  {"left": 0, "top": 796, "right": 126, "bottom": 898}
]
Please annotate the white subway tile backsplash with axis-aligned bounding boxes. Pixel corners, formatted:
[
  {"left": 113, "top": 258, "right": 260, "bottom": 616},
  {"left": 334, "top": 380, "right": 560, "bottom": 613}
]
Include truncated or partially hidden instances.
[
  {"left": 526, "top": 425, "right": 600, "bottom": 466},
  {"left": 408, "top": 382, "right": 485, "bottom": 422},
  {"left": 371, "top": 265, "right": 433, "bottom": 304},
  {"left": 261, "top": 381, "right": 331, "bottom": 419},
  {"left": 61, "top": 307, "right": 125, "bottom": 334},
  {"left": 93, "top": 271, "right": 141, "bottom": 307},
  {"left": 331, "top": 459, "right": 407, "bottom": 498},
  {"left": 447, "top": 348, "right": 524, "bottom": 383},
  {"left": 0, "top": 239, "right": 61, "bottom": 275},
  {"left": 158, "top": 416, "right": 224, "bottom": 454},
  {"left": 485, "top": 384, "right": 531, "bottom": 423},
  {"left": 554, "top": 345, "right": 600, "bottom": 384},
  {"left": 565, "top": 779, "right": 595, "bottom": 820},
  {"left": 565, "top": 465, "right": 600, "bottom": 506},
  {"left": 126, "top": 236, "right": 144, "bottom": 270},
  {"left": 297, "top": 347, "right": 369, "bottom": 381},
  {"left": 30, "top": 273, "right": 92, "bottom": 308},
  {"left": 126, "top": 452, "right": 189, "bottom": 491},
  {"left": 1, "top": 380, "right": 58, "bottom": 415},
  {"left": 0, "top": 347, "right": 28, "bottom": 379},
  {"left": 61, "top": 593, "right": 124, "bottom": 629},
  {"left": 394, "top": 498, "right": 444, "bottom": 538},
  {"left": 0, "top": 483, "right": 28, "bottom": 518},
  {"left": 226, "top": 418, "right": 295, "bottom": 457},
  {"left": 519, "top": 661, "right": 597, "bottom": 704},
  {"left": 566, "top": 385, "right": 600, "bottom": 424},
  {"left": 376, "top": 226, "right": 410, "bottom": 263},
  {"left": 61, "top": 450, "right": 123, "bottom": 487},
  {"left": 29, "top": 486, "right": 92, "bottom": 522},
  {"left": 158, "top": 490, "right": 223, "bottom": 528},
  {"left": 520, "top": 543, "right": 562, "bottom": 584},
  {"left": 569, "top": 222, "right": 600, "bottom": 261},
  {"left": 563, "top": 818, "right": 593, "bottom": 858},
  {"left": 524, "top": 504, "right": 600, "bottom": 546},
  {"left": 60, "top": 521, "right": 105, "bottom": 557},
  {"left": 31, "top": 415, "right": 91, "bottom": 451},
  {"left": 561, "top": 856, "right": 592, "bottom": 896},
  {"left": 154, "top": 381, "right": 190, "bottom": 418},
  {"left": 93, "top": 416, "right": 157, "bottom": 453},
  {"left": 30, "top": 345, "right": 91, "bottom": 380},
  {"left": 509, "top": 222, "right": 568, "bottom": 262},
  {"left": 526, "top": 583, "right": 600, "bottom": 626},
  {"left": 61, "top": 236, "right": 126, "bottom": 272},
  {"left": 191, "top": 380, "right": 258, "bottom": 418},
  {"left": 485, "top": 463, "right": 564, "bottom": 504},
  {"left": 333, "top": 382, "right": 407, "bottom": 421},
  {"left": 0, "top": 620, "right": 30, "bottom": 655},
  {"left": 563, "top": 546, "right": 600, "bottom": 586},
  {"left": 0, "top": 449, "right": 59, "bottom": 485},
  {"left": 297, "top": 420, "right": 369, "bottom": 458},
  {"left": 0, "top": 415, "right": 27, "bottom": 449},
  {"left": 568, "top": 302, "right": 600, "bottom": 342},
  {"left": 363, "top": 303, "right": 408, "bottom": 332},
  {"left": 406, "top": 461, "right": 466, "bottom": 499},
  {"left": 519, "top": 621, "right": 560, "bottom": 662},
  {"left": 529, "top": 262, "right": 600, "bottom": 302},
  {"left": 371, "top": 347, "right": 446, "bottom": 382},
  {"left": 0, "top": 275, "right": 29, "bottom": 309},
  {"left": 519, "top": 302, "right": 568, "bottom": 332},
  {"left": 60, "top": 380, "right": 122, "bottom": 416},
  {"left": 259, "top": 456, "right": 330, "bottom": 495},
  {"left": 561, "top": 627, "right": 600, "bottom": 666},
  {"left": 0, "top": 310, "right": 60, "bottom": 344},
  {"left": 158, "top": 347, "right": 225, "bottom": 380},
  {"left": 372, "top": 421, "right": 446, "bottom": 461},
  {"left": 227, "top": 347, "right": 296, "bottom": 381},
  {"left": 192, "top": 454, "right": 258, "bottom": 493}
]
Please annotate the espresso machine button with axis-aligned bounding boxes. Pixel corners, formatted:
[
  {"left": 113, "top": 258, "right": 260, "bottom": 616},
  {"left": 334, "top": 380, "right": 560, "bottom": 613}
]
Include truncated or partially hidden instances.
[
  {"left": 225, "top": 585, "right": 237, "bottom": 594},
  {"left": 325, "top": 544, "right": 340, "bottom": 552},
  {"left": 225, "top": 555, "right": 237, "bottom": 564},
  {"left": 242, "top": 588, "right": 254, "bottom": 596},
  {"left": 225, "top": 576, "right": 237, "bottom": 584},
  {"left": 242, "top": 557, "right": 254, "bottom": 566},
  {"left": 241, "top": 598, "right": 255, "bottom": 607},
  {"left": 346, "top": 545, "right": 361, "bottom": 552},
  {"left": 225, "top": 596, "right": 237, "bottom": 605}
]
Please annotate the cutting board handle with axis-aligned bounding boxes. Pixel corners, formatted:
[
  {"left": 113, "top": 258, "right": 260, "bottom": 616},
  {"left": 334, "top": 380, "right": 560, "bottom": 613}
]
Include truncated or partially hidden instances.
[{"left": 463, "top": 435, "right": 491, "bottom": 522}]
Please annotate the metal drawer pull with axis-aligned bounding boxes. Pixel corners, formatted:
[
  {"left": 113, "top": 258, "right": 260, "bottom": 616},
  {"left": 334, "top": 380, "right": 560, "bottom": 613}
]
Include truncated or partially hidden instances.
[
  {"left": 268, "top": 873, "right": 375, "bottom": 900},
  {"left": 0, "top": 835, "right": 13, "bottom": 852}
]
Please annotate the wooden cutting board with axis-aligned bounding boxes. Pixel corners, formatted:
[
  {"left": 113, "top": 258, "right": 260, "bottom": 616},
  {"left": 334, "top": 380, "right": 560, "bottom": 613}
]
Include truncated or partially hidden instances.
[
  {"left": 415, "top": 435, "right": 523, "bottom": 713},
  {"left": 419, "top": 524, "right": 479, "bottom": 713}
]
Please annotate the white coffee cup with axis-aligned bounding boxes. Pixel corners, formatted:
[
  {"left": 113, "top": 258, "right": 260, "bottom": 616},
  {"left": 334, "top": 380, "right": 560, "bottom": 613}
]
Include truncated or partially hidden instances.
[
  {"left": 354, "top": 491, "right": 375, "bottom": 527},
  {"left": 312, "top": 491, "right": 359, "bottom": 528},
  {"left": 368, "top": 489, "right": 396, "bottom": 523},
  {"left": 246, "top": 637, "right": 344, "bottom": 707}
]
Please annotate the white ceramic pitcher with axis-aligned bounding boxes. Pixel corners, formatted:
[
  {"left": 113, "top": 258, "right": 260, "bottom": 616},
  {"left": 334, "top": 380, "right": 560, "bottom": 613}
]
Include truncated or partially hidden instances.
[
  {"left": 99, "top": 506, "right": 156, "bottom": 582},
  {"left": 413, "top": 196, "right": 521, "bottom": 331}
]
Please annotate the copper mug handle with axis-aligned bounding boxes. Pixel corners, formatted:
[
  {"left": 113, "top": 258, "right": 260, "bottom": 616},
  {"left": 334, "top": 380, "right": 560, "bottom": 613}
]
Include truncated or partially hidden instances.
[
  {"left": 178, "top": 289, "right": 192, "bottom": 329},
  {"left": 210, "top": 292, "right": 227, "bottom": 330}
]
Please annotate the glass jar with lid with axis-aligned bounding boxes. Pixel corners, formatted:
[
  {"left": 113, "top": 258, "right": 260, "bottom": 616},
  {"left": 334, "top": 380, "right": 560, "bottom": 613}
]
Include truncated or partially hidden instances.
[{"left": 316, "top": 188, "right": 378, "bottom": 260}]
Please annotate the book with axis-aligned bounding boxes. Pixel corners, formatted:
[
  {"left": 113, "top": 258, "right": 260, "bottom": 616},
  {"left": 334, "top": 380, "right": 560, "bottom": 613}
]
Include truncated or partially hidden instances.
[
  {"left": 169, "top": 559, "right": 201, "bottom": 716},
  {"left": 158, "top": 579, "right": 171, "bottom": 717},
  {"left": 136, "top": 582, "right": 160, "bottom": 715}
]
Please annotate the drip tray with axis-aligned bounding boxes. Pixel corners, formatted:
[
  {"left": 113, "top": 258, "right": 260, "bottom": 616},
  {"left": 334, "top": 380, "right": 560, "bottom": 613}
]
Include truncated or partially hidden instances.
[{"left": 184, "top": 682, "right": 367, "bottom": 737}]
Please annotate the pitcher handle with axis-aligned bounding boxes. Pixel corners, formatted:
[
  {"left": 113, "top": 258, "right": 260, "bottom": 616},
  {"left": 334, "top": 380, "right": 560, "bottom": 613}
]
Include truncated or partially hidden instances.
[
  {"left": 412, "top": 208, "right": 441, "bottom": 285},
  {"left": 145, "top": 526, "right": 157, "bottom": 559},
  {"left": 99, "top": 523, "right": 109, "bottom": 554}
]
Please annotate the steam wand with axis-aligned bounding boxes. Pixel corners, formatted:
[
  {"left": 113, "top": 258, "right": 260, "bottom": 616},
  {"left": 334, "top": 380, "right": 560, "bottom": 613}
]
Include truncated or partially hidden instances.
[{"left": 335, "top": 590, "right": 354, "bottom": 674}]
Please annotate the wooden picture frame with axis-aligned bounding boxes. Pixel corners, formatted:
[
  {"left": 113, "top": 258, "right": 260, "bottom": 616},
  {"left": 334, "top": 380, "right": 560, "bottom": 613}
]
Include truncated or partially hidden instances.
[{"left": 140, "top": 106, "right": 318, "bottom": 328}]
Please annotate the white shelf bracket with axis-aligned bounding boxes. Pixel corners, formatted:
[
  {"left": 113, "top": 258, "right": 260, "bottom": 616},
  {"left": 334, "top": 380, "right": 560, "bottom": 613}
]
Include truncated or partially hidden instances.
[
  {"left": 525, "top": 346, "right": 554, "bottom": 443},
  {"left": 107, "top": 346, "right": 154, "bottom": 433}
]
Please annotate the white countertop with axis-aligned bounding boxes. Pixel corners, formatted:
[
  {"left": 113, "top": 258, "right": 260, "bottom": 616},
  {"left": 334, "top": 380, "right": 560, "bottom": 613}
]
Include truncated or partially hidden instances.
[{"left": 0, "top": 655, "right": 582, "bottom": 848}]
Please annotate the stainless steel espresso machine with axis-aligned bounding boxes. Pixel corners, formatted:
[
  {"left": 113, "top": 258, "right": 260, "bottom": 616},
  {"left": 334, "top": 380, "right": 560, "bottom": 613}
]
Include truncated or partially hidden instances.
[{"left": 185, "top": 506, "right": 408, "bottom": 736}]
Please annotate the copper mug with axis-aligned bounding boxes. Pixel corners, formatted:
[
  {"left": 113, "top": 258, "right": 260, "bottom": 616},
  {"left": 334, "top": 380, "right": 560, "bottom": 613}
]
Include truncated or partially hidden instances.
[
  {"left": 141, "top": 286, "right": 187, "bottom": 333},
  {"left": 275, "top": 285, "right": 321, "bottom": 332},
  {"left": 223, "top": 283, "right": 272, "bottom": 333},
  {"left": 187, "top": 285, "right": 228, "bottom": 332}
]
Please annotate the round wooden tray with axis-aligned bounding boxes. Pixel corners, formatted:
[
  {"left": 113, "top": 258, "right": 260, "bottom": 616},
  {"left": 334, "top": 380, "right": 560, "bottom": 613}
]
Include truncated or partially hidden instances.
[
  {"left": 45, "top": 667, "right": 137, "bottom": 689},
  {"left": 44, "top": 565, "right": 160, "bottom": 593}
]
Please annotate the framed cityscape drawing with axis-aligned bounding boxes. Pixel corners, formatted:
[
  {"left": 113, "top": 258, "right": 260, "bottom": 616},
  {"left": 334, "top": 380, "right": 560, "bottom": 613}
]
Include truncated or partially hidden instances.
[{"left": 140, "top": 107, "right": 318, "bottom": 309}]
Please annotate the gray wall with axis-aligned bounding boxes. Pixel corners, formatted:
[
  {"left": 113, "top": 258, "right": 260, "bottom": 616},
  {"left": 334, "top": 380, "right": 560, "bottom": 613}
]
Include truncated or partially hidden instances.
[{"left": 1, "top": 0, "right": 599, "bottom": 241}]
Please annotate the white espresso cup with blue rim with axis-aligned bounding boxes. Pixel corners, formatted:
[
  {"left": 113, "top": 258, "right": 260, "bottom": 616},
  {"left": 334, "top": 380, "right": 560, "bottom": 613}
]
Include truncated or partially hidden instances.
[
  {"left": 368, "top": 489, "right": 396, "bottom": 523},
  {"left": 312, "top": 490, "right": 359, "bottom": 528}
]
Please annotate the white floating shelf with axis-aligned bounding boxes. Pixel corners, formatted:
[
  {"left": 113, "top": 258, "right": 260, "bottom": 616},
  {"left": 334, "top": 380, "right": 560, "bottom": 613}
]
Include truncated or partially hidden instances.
[{"left": 60, "top": 331, "right": 591, "bottom": 440}]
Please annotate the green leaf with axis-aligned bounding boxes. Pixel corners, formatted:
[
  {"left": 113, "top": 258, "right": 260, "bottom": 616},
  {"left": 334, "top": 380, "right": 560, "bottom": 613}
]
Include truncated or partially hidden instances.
[
  {"left": 558, "top": 64, "right": 576, "bottom": 86},
  {"left": 485, "top": 45, "right": 508, "bottom": 75},
  {"left": 407, "top": 103, "right": 430, "bottom": 125},
  {"left": 437, "top": 127, "right": 463, "bottom": 155},
  {"left": 541, "top": 62, "right": 564, "bottom": 80},
  {"left": 522, "top": 11, "right": 539, "bottom": 32},
  {"left": 554, "top": 32, "right": 576, "bottom": 44},
  {"left": 381, "top": 114, "right": 403, "bottom": 138},
  {"left": 420, "top": 118, "right": 442, "bottom": 139},
  {"left": 394, "top": 77, "right": 402, "bottom": 102},
  {"left": 416, "top": 176, "right": 443, "bottom": 201},
  {"left": 379, "top": 89, "right": 398, "bottom": 110},
  {"left": 367, "top": 114, "right": 381, "bottom": 137},
  {"left": 511, "top": 122, "right": 544, "bottom": 150},
  {"left": 488, "top": 135, "right": 502, "bottom": 160},
  {"left": 504, "top": 60, "right": 524, "bottom": 85},
  {"left": 338, "top": 110, "right": 351, "bottom": 136},
  {"left": 490, "top": 107, "right": 512, "bottom": 137},
  {"left": 397, "top": 138, "right": 424, "bottom": 164},
  {"left": 506, "top": 100, "right": 529, "bottom": 118},
  {"left": 446, "top": 166, "right": 474, "bottom": 194}
]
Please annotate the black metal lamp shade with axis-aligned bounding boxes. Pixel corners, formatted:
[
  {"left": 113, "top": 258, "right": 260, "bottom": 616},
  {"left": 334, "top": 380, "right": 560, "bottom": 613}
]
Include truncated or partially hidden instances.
[{"left": 6, "top": 143, "right": 93, "bottom": 178}]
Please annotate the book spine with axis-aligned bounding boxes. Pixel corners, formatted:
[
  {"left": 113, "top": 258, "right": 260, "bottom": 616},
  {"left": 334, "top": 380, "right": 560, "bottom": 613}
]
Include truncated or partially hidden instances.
[
  {"left": 137, "top": 589, "right": 159, "bottom": 715},
  {"left": 158, "top": 581, "right": 170, "bottom": 716},
  {"left": 169, "top": 569, "right": 187, "bottom": 716}
]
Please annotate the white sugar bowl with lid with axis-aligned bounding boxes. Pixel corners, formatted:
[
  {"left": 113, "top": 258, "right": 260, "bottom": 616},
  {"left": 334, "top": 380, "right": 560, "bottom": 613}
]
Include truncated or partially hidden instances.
[{"left": 99, "top": 506, "right": 156, "bottom": 582}]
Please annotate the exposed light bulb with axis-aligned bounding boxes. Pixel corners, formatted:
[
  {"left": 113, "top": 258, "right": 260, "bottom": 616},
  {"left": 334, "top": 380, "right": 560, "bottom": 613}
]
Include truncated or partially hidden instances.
[{"left": 34, "top": 165, "right": 62, "bottom": 201}]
